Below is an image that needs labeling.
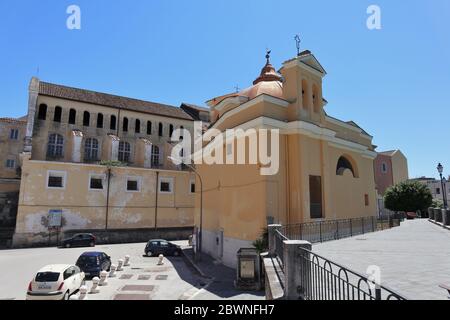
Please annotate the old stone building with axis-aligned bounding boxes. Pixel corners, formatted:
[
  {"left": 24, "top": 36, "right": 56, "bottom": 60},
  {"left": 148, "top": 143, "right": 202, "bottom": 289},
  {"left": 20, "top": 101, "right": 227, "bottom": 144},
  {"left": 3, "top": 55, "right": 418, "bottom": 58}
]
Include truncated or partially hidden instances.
[{"left": 13, "top": 78, "right": 198, "bottom": 247}]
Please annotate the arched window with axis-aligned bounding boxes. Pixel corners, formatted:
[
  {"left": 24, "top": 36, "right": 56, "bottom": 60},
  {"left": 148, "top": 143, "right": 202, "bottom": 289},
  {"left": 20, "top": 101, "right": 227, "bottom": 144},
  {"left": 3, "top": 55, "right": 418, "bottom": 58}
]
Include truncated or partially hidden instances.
[
  {"left": 97, "top": 113, "right": 104, "bottom": 129},
  {"left": 151, "top": 145, "right": 160, "bottom": 167},
  {"left": 68, "top": 109, "right": 76, "bottom": 124},
  {"left": 118, "top": 141, "right": 131, "bottom": 163},
  {"left": 123, "top": 117, "right": 129, "bottom": 132},
  {"left": 179, "top": 126, "right": 184, "bottom": 140},
  {"left": 135, "top": 119, "right": 141, "bottom": 134},
  {"left": 158, "top": 123, "right": 163, "bottom": 137},
  {"left": 84, "top": 138, "right": 99, "bottom": 161},
  {"left": 169, "top": 124, "right": 174, "bottom": 138},
  {"left": 110, "top": 115, "right": 117, "bottom": 130},
  {"left": 38, "top": 104, "right": 48, "bottom": 120},
  {"left": 301, "top": 80, "right": 308, "bottom": 110},
  {"left": 312, "top": 84, "right": 320, "bottom": 113},
  {"left": 336, "top": 156, "right": 357, "bottom": 178},
  {"left": 54, "top": 106, "right": 62, "bottom": 122},
  {"left": 83, "top": 111, "right": 90, "bottom": 127},
  {"left": 47, "top": 133, "right": 64, "bottom": 158},
  {"left": 147, "top": 121, "right": 152, "bottom": 135}
]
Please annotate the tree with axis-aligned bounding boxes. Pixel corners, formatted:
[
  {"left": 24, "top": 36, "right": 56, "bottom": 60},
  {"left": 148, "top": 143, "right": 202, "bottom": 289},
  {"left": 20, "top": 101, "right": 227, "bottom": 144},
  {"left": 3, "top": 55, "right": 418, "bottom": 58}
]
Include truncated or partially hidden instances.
[
  {"left": 252, "top": 228, "right": 268, "bottom": 253},
  {"left": 384, "top": 181, "right": 432, "bottom": 213}
]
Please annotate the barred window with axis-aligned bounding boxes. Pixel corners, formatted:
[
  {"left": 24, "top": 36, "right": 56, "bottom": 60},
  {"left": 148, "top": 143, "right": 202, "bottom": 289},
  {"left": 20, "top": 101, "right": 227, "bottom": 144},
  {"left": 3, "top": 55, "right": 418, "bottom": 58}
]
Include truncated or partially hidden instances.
[
  {"left": 85, "top": 138, "right": 99, "bottom": 161},
  {"left": 118, "top": 141, "right": 131, "bottom": 163},
  {"left": 47, "top": 134, "right": 64, "bottom": 158}
]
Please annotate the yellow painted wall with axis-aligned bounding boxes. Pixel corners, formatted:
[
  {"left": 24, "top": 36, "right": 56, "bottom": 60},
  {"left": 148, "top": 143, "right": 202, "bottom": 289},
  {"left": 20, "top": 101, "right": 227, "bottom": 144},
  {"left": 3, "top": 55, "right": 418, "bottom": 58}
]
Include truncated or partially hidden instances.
[{"left": 14, "top": 156, "right": 195, "bottom": 244}]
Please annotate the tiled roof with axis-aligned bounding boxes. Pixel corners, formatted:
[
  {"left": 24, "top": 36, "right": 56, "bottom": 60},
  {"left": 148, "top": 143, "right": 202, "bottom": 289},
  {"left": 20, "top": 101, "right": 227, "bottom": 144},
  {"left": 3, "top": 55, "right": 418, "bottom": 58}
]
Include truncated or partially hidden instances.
[
  {"left": 39, "top": 82, "right": 194, "bottom": 121},
  {"left": 0, "top": 117, "right": 27, "bottom": 124}
]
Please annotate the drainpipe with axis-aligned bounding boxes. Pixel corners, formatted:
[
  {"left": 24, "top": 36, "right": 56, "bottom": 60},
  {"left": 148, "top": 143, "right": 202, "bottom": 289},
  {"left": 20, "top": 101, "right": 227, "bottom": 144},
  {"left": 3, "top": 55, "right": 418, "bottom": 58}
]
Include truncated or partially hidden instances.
[
  {"left": 155, "top": 171, "right": 159, "bottom": 229},
  {"left": 105, "top": 167, "right": 111, "bottom": 230}
]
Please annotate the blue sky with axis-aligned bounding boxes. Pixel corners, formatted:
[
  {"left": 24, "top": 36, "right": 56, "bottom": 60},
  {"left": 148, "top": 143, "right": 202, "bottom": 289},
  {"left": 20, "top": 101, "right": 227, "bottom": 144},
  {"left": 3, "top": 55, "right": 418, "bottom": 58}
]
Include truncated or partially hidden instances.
[{"left": 1, "top": 0, "right": 449, "bottom": 179}]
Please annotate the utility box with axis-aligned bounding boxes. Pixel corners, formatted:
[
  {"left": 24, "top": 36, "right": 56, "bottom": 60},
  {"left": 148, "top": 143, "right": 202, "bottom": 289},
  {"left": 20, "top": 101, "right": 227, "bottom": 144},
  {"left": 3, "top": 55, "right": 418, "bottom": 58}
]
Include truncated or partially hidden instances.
[{"left": 235, "top": 248, "right": 261, "bottom": 291}]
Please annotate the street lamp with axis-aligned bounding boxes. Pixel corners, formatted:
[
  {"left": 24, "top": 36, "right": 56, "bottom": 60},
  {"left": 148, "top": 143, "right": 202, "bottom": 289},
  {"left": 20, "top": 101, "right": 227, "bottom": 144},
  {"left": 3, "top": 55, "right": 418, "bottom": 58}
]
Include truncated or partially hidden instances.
[
  {"left": 437, "top": 163, "right": 448, "bottom": 209},
  {"left": 168, "top": 156, "right": 203, "bottom": 258}
]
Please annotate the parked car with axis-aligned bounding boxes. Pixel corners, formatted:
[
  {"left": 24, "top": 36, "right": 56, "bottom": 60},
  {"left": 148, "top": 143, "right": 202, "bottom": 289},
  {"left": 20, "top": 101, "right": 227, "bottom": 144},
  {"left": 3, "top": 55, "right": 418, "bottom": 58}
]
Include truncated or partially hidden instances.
[
  {"left": 26, "top": 264, "right": 85, "bottom": 300},
  {"left": 145, "top": 239, "right": 182, "bottom": 257},
  {"left": 62, "top": 233, "right": 96, "bottom": 248},
  {"left": 406, "top": 212, "right": 417, "bottom": 220},
  {"left": 75, "top": 252, "right": 111, "bottom": 278}
]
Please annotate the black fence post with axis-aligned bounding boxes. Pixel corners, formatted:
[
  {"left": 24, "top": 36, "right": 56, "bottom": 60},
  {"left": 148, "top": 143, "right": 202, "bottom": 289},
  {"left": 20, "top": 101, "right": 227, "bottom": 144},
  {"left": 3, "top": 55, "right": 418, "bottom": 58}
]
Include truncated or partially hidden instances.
[
  {"left": 350, "top": 219, "right": 353, "bottom": 237},
  {"left": 319, "top": 222, "right": 323, "bottom": 243},
  {"left": 372, "top": 216, "right": 375, "bottom": 232},
  {"left": 362, "top": 217, "right": 365, "bottom": 234},
  {"left": 336, "top": 220, "right": 339, "bottom": 240}
]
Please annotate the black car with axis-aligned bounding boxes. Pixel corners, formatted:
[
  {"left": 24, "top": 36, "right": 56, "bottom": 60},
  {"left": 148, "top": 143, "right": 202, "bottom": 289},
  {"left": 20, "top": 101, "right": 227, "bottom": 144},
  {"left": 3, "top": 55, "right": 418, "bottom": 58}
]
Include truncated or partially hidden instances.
[
  {"left": 76, "top": 252, "right": 111, "bottom": 278},
  {"left": 62, "top": 233, "right": 96, "bottom": 248},
  {"left": 145, "top": 239, "right": 181, "bottom": 257}
]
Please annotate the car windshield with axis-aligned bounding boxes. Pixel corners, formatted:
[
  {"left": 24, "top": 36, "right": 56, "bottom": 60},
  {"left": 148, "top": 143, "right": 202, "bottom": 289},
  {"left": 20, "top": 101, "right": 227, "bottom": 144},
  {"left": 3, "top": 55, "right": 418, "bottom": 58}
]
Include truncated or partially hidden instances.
[
  {"left": 35, "top": 272, "right": 60, "bottom": 282},
  {"left": 77, "top": 256, "right": 99, "bottom": 265}
]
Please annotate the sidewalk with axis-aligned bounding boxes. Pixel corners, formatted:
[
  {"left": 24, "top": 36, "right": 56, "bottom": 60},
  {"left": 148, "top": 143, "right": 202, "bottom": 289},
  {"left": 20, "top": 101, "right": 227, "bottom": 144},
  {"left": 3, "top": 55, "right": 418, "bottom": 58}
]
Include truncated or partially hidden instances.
[{"left": 181, "top": 248, "right": 265, "bottom": 300}]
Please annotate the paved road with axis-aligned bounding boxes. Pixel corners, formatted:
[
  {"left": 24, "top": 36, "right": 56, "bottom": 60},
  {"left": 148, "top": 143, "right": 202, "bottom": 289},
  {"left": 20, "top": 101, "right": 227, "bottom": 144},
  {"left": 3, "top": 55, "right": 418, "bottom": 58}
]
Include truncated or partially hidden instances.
[
  {"left": 0, "top": 241, "right": 206, "bottom": 300},
  {"left": 313, "top": 219, "right": 450, "bottom": 300}
]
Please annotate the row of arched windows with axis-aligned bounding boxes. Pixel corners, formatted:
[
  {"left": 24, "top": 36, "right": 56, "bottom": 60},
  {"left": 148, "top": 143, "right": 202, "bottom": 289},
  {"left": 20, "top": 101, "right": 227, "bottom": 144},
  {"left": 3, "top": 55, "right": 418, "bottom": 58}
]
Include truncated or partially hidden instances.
[
  {"left": 46, "top": 133, "right": 162, "bottom": 165},
  {"left": 38, "top": 104, "right": 182, "bottom": 138}
]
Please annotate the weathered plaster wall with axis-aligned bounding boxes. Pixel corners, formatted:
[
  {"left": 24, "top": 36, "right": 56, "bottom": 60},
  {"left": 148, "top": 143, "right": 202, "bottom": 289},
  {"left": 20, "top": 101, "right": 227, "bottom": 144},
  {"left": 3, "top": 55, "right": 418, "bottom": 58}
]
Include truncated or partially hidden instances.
[{"left": 13, "top": 157, "right": 195, "bottom": 247}]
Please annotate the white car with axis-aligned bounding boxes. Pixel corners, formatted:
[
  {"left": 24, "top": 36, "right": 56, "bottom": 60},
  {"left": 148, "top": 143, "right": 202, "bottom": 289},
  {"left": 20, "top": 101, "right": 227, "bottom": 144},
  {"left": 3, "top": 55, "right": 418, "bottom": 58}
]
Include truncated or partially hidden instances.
[{"left": 26, "top": 264, "right": 85, "bottom": 300}]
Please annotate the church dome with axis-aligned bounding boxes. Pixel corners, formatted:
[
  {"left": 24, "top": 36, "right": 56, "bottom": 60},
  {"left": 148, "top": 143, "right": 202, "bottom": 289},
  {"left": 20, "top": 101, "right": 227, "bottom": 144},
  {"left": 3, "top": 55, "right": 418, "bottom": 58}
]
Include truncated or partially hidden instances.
[{"left": 238, "top": 51, "right": 284, "bottom": 100}]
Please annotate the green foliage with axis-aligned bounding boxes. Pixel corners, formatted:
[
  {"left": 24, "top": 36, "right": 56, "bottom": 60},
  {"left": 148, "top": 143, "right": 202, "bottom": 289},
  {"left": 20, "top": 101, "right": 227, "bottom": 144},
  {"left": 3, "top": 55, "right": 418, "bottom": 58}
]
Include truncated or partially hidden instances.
[
  {"left": 432, "top": 198, "right": 444, "bottom": 209},
  {"left": 384, "top": 181, "right": 433, "bottom": 213},
  {"left": 252, "top": 228, "right": 269, "bottom": 253},
  {"left": 100, "top": 160, "right": 126, "bottom": 168}
]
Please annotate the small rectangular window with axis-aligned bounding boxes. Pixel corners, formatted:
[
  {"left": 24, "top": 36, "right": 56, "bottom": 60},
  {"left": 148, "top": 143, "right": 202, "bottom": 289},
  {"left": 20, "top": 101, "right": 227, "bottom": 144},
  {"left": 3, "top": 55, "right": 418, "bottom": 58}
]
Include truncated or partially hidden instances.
[
  {"left": 126, "top": 177, "right": 141, "bottom": 192},
  {"left": 9, "top": 129, "right": 19, "bottom": 140},
  {"left": 159, "top": 177, "right": 174, "bottom": 194},
  {"left": 89, "top": 176, "right": 104, "bottom": 190},
  {"left": 309, "top": 175, "right": 323, "bottom": 219},
  {"left": 365, "top": 194, "right": 370, "bottom": 206},
  {"left": 436, "top": 188, "right": 441, "bottom": 195},
  {"left": 47, "top": 171, "right": 66, "bottom": 189},
  {"left": 6, "top": 159, "right": 15, "bottom": 169},
  {"left": 190, "top": 182, "right": 196, "bottom": 193}
]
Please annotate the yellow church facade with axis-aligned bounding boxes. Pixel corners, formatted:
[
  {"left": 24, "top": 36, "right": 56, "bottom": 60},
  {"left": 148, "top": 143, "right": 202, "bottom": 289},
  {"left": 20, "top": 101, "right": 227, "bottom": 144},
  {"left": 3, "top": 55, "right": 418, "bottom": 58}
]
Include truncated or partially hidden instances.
[{"left": 195, "top": 51, "right": 378, "bottom": 267}]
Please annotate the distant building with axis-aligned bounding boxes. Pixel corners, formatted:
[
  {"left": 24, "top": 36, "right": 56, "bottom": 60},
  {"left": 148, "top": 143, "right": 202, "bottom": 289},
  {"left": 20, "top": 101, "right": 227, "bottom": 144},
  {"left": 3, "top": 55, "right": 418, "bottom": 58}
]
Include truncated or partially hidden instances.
[
  {"left": 373, "top": 150, "right": 409, "bottom": 216},
  {"left": 410, "top": 176, "right": 450, "bottom": 203},
  {"left": 0, "top": 117, "right": 27, "bottom": 192}
]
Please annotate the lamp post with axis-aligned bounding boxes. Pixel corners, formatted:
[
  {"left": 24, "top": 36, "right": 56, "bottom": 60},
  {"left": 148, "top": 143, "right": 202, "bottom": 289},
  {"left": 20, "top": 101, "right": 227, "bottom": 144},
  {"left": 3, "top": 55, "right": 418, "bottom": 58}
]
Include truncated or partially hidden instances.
[
  {"left": 168, "top": 156, "right": 203, "bottom": 258},
  {"left": 437, "top": 163, "right": 448, "bottom": 209}
]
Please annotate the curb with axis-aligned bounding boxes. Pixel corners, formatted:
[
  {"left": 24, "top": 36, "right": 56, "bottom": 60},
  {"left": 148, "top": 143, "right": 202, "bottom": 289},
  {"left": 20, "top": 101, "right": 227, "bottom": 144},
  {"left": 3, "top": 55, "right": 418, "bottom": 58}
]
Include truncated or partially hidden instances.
[
  {"left": 428, "top": 219, "right": 450, "bottom": 231},
  {"left": 181, "top": 248, "right": 213, "bottom": 280}
]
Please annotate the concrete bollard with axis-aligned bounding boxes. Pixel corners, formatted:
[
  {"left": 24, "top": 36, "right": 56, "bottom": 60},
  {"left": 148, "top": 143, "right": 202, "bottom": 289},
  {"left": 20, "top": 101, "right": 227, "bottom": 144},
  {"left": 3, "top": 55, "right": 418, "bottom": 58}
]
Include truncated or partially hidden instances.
[
  {"left": 78, "top": 285, "right": 88, "bottom": 300},
  {"left": 109, "top": 265, "right": 117, "bottom": 278},
  {"left": 89, "top": 277, "right": 100, "bottom": 294},
  {"left": 117, "top": 259, "right": 124, "bottom": 271},
  {"left": 69, "top": 295, "right": 79, "bottom": 300},
  {"left": 157, "top": 254, "right": 164, "bottom": 266},
  {"left": 124, "top": 255, "right": 131, "bottom": 267},
  {"left": 99, "top": 271, "right": 108, "bottom": 286}
]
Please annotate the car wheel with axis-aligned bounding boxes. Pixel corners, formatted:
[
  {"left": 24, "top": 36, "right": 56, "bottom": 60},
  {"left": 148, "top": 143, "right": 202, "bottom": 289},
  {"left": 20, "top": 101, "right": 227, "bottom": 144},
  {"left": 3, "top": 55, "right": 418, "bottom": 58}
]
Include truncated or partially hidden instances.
[
  {"left": 89, "top": 242, "right": 95, "bottom": 247},
  {"left": 174, "top": 250, "right": 180, "bottom": 257},
  {"left": 63, "top": 291, "right": 70, "bottom": 300},
  {"left": 65, "top": 243, "right": 71, "bottom": 248},
  {"left": 146, "top": 251, "right": 153, "bottom": 257}
]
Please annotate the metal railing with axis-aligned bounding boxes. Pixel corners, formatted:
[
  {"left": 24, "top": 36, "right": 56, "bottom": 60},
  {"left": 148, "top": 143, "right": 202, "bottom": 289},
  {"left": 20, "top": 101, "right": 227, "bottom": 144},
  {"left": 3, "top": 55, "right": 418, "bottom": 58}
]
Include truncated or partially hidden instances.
[
  {"left": 297, "top": 247, "right": 407, "bottom": 300},
  {"left": 274, "top": 229, "right": 288, "bottom": 266},
  {"left": 281, "top": 216, "right": 395, "bottom": 244}
]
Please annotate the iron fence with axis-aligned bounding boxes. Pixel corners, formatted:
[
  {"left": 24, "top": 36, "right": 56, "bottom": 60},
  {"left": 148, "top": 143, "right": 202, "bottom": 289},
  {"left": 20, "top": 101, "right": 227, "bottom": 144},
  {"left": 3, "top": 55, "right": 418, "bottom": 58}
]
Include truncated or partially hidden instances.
[
  {"left": 281, "top": 216, "right": 393, "bottom": 244},
  {"left": 297, "top": 247, "right": 407, "bottom": 300},
  {"left": 274, "top": 229, "right": 288, "bottom": 266}
]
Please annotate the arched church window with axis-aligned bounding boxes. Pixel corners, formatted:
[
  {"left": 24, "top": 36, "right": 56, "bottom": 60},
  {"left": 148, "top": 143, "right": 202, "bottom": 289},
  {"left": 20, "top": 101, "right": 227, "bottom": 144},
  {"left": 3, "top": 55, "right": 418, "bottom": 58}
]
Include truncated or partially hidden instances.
[
  {"left": 123, "top": 117, "right": 129, "bottom": 132},
  {"left": 54, "top": 106, "right": 62, "bottom": 122},
  {"left": 68, "top": 109, "right": 76, "bottom": 124},
  {"left": 38, "top": 104, "right": 48, "bottom": 120},
  {"left": 110, "top": 115, "right": 117, "bottom": 131},
  {"left": 83, "top": 111, "right": 90, "bottom": 127},
  {"left": 135, "top": 119, "right": 141, "bottom": 134},
  {"left": 97, "top": 113, "right": 104, "bottom": 129},
  {"left": 147, "top": 121, "right": 152, "bottom": 135},
  {"left": 336, "top": 156, "right": 356, "bottom": 177}
]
